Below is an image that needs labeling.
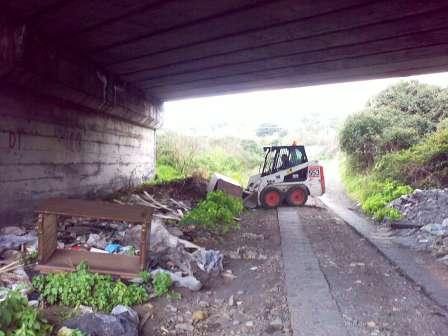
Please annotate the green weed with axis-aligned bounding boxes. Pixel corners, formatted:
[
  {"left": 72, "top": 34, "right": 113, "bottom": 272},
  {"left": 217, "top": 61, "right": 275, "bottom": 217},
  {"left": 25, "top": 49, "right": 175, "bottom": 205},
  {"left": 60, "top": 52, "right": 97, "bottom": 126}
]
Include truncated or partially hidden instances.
[
  {"left": 0, "top": 290, "right": 52, "bottom": 336},
  {"left": 341, "top": 160, "right": 412, "bottom": 221},
  {"left": 32, "top": 262, "right": 148, "bottom": 312},
  {"left": 180, "top": 191, "right": 243, "bottom": 234}
]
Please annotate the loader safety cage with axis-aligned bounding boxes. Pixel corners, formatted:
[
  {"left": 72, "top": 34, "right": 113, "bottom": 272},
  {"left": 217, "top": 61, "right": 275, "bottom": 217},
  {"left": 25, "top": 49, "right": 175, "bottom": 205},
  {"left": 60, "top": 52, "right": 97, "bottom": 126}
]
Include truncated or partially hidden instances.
[{"left": 261, "top": 145, "right": 308, "bottom": 177}]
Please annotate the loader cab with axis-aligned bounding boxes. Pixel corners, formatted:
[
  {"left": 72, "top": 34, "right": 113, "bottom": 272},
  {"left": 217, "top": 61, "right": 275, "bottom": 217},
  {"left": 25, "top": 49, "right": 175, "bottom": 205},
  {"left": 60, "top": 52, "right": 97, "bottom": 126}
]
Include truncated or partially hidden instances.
[{"left": 261, "top": 145, "right": 308, "bottom": 180}]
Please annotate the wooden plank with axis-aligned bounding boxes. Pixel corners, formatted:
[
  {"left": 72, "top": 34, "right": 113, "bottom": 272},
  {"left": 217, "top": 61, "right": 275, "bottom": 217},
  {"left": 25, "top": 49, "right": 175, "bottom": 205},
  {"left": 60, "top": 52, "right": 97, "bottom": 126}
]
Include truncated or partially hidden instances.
[
  {"left": 140, "top": 220, "right": 149, "bottom": 271},
  {"left": 39, "top": 214, "right": 57, "bottom": 263},
  {"left": 35, "top": 249, "right": 141, "bottom": 278},
  {"left": 36, "top": 198, "right": 153, "bottom": 223}
]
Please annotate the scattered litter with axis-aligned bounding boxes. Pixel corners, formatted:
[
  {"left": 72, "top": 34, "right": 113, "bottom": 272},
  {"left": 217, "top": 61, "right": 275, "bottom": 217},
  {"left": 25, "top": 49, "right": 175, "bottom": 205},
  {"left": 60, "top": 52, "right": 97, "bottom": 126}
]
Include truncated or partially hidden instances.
[
  {"left": 105, "top": 243, "right": 122, "bottom": 254},
  {"left": 0, "top": 233, "right": 37, "bottom": 254},
  {"left": 64, "top": 305, "right": 139, "bottom": 336},
  {"left": 151, "top": 268, "right": 202, "bottom": 291},
  {"left": 193, "top": 249, "right": 223, "bottom": 274},
  {"left": 250, "top": 266, "right": 258, "bottom": 271},
  {"left": 0, "top": 226, "right": 26, "bottom": 236},
  {"left": 87, "top": 233, "right": 108, "bottom": 249},
  {"left": 222, "top": 270, "right": 237, "bottom": 280},
  {"left": 421, "top": 223, "right": 448, "bottom": 237}
]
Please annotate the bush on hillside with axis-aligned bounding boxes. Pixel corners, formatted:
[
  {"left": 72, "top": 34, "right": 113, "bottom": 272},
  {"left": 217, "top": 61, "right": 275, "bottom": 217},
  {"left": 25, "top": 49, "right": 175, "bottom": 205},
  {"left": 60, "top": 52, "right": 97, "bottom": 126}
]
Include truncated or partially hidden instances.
[
  {"left": 340, "top": 81, "right": 447, "bottom": 170},
  {"left": 374, "top": 128, "right": 448, "bottom": 188}
]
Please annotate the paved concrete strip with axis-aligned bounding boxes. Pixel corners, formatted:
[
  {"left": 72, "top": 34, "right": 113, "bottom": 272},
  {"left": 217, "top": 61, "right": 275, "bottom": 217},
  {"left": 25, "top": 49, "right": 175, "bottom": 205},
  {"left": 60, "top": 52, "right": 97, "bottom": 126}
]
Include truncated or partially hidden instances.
[
  {"left": 278, "top": 207, "right": 349, "bottom": 336},
  {"left": 320, "top": 195, "right": 448, "bottom": 312}
]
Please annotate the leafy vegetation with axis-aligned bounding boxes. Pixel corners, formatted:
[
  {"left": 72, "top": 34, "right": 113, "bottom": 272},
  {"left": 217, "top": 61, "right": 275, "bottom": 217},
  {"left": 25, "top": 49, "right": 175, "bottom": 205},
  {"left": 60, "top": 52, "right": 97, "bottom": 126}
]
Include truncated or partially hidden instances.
[
  {"left": 339, "top": 80, "right": 447, "bottom": 220},
  {"left": 152, "top": 272, "right": 181, "bottom": 299},
  {"left": 340, "top": 81, "right": 448, "bottom": 171},
  {"left": 32, "top": 262, "right": 148, "bottom": 312},
  {"left": 0, "top": 290, "right": 52, "bottom": 336},
  {"left": 341, "top": 162, "right": 412, "bottom": 220},
  {"left": 152, "top": 272, "right": 172, "bottom": 297},
  {"left": 151, "top": 131, "right": 263, "bottom": 185},
  {"left": 180, "top": 191, "right": 243, "bottom": 234},
  {"left": 374, "top": 127, "right": 448, "bottom": 188}
]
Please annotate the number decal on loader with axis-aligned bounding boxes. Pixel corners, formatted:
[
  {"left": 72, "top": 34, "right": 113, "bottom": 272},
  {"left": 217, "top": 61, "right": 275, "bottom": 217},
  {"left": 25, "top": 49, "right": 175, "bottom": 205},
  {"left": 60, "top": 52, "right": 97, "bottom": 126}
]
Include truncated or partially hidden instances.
[{"left": 308, "top": 166, "right": 320, "bottom": 178}]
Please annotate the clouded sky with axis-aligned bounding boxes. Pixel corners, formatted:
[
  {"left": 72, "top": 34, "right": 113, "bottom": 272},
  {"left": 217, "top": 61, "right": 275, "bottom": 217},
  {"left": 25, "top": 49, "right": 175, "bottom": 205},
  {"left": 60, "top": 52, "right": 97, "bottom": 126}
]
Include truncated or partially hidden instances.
[{"left": 162, "top": 71, "right": 448, "bottom": 135}]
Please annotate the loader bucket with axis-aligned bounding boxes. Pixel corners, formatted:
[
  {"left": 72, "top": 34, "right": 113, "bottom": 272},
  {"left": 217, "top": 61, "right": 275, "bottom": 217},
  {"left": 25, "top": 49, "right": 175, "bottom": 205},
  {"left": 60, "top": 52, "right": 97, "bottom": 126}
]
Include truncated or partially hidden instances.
[
  {"left": 208, "top": 173, "right": 243, "bottom": 197},
  {"left": 243, "top": 191, "right": 258, "bottom": 209}
]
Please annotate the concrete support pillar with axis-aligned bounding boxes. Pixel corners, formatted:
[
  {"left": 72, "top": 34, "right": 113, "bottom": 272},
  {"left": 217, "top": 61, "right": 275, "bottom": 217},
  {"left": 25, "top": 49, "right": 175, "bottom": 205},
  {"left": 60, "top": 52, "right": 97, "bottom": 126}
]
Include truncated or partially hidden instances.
[{"left": 0, "top": 17, "right": 162, "bottom": 226}]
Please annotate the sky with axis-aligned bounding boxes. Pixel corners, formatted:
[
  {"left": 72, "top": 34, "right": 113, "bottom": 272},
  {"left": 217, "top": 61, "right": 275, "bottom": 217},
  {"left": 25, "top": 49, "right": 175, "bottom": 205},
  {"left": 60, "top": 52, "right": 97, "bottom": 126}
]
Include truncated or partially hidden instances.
[{"left": 162, "top": 71, "right": 448, "bottom": 136}]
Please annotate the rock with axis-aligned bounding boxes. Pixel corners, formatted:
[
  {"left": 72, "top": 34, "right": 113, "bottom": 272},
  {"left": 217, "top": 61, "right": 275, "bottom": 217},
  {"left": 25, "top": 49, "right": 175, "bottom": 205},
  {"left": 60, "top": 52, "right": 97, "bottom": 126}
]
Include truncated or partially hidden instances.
[
  {"left": 165, "top": 304, "right": 177, "bottom": 313},
  {"left": 0, "top": 226, "right": 26, "bottom": 236},
  {"left": 422, "top": 223, "right": 448, "bottom": 236},
  {"left": 111, "top": 305, "right": 139, "bottom": 325},
  {"left": 199, "top": 301, "right": 209, "bottom": 308},
  {"left": 245, "top": 321, "right": 254, "bottom": 327},
  {"left": 214, "top": 298, "right": 224, "bottom": 305},
  {"left": 0, "top": 233, "right": 37, "bottom": 254},
  {"left": 1, "top": 250, "right": 21, "bottom": 260},
  {"left": 57, "top": 327, "right": 78, "bottom": 336},
  {"left": 367, "top": 321, "right": 376, "bottom": 328},
  {"left": 192, "top": 310, "right": 208, "bottom": 322},
  {"left": 228, "top": 295, "right": 235, "bottom": 307},
  {"left": 64, "top": 306, "right": 139, "bottom": 336},
  {"left": 175, "top": 323, "right": 194, "bottom": 332},
  {"left": 269, "top": 317, "right": 283, "bottom": 330}
]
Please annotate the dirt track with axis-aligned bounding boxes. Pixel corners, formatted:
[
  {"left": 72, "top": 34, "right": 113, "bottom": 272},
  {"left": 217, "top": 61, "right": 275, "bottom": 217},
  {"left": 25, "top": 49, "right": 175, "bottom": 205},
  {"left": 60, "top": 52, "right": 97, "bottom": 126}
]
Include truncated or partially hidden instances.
[
  {"left": 300, "top": 202, "right": 448, "bottom": 335},
  {"left": 139, "top": 209, "right": 291, "bottom": 336}
]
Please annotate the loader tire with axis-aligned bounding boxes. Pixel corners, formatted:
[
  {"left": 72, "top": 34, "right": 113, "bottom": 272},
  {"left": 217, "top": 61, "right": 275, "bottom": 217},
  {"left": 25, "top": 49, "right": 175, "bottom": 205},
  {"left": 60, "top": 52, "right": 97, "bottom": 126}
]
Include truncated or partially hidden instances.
[
  {"left": 286, "top": 186, "right": 308, "bottom": 206},
  {"left": 261, "top": 187, "right": 283, "bottom": 209}
]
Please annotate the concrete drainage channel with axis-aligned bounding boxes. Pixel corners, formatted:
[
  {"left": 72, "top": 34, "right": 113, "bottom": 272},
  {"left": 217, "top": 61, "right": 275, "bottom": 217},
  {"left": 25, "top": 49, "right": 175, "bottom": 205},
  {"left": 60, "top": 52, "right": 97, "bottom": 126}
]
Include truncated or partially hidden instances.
[
  {"left": 319, "top": 195, "right": 448, "bottom": 313},
  {"left": 278, "top": 207, "right": 349, "bottom": 336}
]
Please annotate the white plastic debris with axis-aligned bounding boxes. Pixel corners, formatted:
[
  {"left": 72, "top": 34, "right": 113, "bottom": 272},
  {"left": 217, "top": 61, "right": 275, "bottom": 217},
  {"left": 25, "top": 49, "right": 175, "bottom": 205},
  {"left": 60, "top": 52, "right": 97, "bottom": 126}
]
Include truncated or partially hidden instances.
[
  {"left": 421, "top": 223, "right": 448, "bottom": 236},
  {"left": 151, "top": 268, "right": 202, "bottom": 291},
  {"left": 193, "top": 249, "right": 223, "bottom": 274}
]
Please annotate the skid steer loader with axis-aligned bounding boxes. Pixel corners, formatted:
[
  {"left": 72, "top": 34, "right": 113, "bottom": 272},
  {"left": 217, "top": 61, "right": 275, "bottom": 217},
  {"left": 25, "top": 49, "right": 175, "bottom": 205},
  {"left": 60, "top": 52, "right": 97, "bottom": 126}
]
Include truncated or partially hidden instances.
[{"left": 243, "top": 145, "right": 325, "bottom": 208}]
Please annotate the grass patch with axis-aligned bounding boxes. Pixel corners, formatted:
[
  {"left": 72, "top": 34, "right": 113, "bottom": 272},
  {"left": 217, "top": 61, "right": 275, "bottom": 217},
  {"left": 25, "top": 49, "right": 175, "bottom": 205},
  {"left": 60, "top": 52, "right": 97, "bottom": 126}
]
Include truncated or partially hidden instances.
[
  {"left": 180, "top": 191, "right": 243, "bottom": 234},
  {"left": 32, "top": 262, "right": 148, "bottom": 312},
  {"left": 341, "top": 160, "right": 412, "bottom": 221},
  {"left": 145, "top": 163, "right": 186, "bottom": 185}
]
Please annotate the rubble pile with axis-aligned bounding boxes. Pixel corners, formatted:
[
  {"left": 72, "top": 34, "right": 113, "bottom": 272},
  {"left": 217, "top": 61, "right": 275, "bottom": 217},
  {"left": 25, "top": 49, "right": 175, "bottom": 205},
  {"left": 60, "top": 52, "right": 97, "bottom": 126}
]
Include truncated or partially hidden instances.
[
  {"left": 388, "top": 189, "right": 448, "bottom": 262},
  {"left": 390, "top": 189, "right": 448, "bottom": 228}
]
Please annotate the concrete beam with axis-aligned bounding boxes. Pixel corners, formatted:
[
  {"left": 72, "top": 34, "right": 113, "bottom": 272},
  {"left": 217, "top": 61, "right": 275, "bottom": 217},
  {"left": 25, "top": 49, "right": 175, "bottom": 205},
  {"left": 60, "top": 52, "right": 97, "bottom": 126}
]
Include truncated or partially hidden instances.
[{"left": 0, "top": 16, "right": 162, "bottom": 129}]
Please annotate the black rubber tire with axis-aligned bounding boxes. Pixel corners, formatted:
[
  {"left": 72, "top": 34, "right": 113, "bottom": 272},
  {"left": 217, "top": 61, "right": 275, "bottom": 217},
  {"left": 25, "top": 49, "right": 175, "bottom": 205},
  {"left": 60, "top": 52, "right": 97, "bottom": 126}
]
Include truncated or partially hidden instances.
[
  {"left": 285, "top": 185, "right": 308, "bottom": 206},
  {"left": 260, "top": 187, "right": 283, "bottom": 209}
]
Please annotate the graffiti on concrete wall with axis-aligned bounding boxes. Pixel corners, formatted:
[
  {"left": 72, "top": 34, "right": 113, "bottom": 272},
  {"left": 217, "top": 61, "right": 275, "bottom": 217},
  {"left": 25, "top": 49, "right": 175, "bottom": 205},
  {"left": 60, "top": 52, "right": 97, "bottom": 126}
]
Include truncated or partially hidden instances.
[{"left": 8, "top": 130, "right": 22, "bottom": 150}]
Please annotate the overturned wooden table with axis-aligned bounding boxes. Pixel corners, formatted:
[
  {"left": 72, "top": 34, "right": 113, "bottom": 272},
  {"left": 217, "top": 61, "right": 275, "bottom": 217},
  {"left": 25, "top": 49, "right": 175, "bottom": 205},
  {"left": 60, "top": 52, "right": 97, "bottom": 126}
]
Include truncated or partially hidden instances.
[{"left": 35, "top": 198, "right": 153, "bottom": 278}]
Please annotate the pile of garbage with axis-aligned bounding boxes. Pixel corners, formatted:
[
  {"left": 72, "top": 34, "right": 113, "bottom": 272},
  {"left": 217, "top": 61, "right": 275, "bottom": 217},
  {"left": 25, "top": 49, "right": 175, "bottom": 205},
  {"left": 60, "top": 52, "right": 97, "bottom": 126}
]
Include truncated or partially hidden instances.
[
  {"left": 388, "top": 188, "right": 448, "bottom": 261},
  {"left": 1, "top": 188, "right": 224, "bottom": 291}
]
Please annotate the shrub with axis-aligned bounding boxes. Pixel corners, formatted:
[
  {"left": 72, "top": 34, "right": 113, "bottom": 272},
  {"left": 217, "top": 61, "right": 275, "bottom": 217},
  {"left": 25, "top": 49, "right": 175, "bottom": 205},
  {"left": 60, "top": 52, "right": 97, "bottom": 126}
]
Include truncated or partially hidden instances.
[
  {"left": 32, "top": 262, "right": 148, "bottom": 312},
  {"left": 341, "top": 161, "right": 412, "bottom": 221},
  {"left": 340, "top": 81, "right": 447, "bottom": 169},
  {"left": 374, "top": 128, "right": 448, "bottom": 188},
  {"left": 180, "top": 191, "right": 243, "bottom": 234},
  {"left": 0, "top": 290, "right": 52, "bottom": 336}
]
